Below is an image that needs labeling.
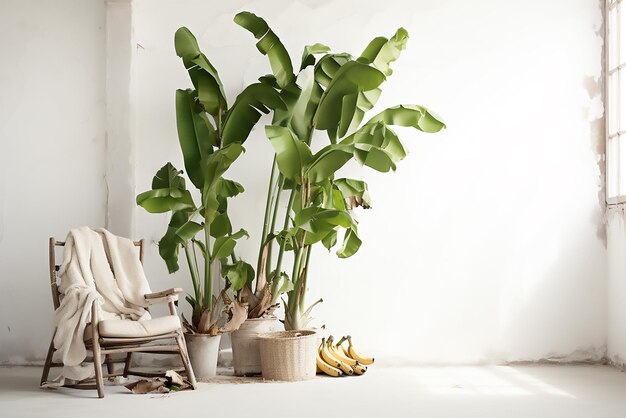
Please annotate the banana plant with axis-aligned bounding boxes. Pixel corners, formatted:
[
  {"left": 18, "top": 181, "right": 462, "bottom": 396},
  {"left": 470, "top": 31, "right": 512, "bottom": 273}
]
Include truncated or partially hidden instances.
[
  {"left": 235, "top": 12, "right": 446, "bottom": 330},
  {"left": 136, "top": 26, "right": 286, "bottom": 335}
]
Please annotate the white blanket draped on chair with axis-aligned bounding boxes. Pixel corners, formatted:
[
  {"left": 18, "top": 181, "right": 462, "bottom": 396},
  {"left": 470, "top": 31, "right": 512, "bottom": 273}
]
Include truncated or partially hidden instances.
[{"left": 52, "top": 227, "right": 152, "bottom": 382}]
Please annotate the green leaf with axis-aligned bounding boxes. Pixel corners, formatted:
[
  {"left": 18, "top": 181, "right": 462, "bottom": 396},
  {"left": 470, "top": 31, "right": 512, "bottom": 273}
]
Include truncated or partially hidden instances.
[
  {"left": 366, "top": 104, "right": 446, "bottom": 133},
  {"left": 216, "top": 178, "right": 245, "bottom": 198},
  {"left": 265, "top": 125, "right": 313, "bottom": 180},
  {"left": 300, "top": 43, "right": 330, "bottom": 71},
  {"left": 175, "top": 27, "right": 227, "bottom": 115},
  {"left": 354, "top": 143, "right": 396, "bottom": 172},
  {"left": 157, "top": 211, "right": 202, "bottom": 273},
  {"left": 306, "top": 144, "right": 354, "bottom": 183},
  {"left": 175, "top": 89, "right": 215, "bottom": 189},
  {"left": 314, "top": 53, "right": 351, "bottom": 88},
  {"left": 224, "top": 260, "right": 255, "bottom": 292},
  {"left": 295, "top": 208, "right": 354, "bottom": 245},
  {"left": 221, "top": 83, "right": 286, "bottom": 146},
  {"left": 334, "top": 178, "right": 371, "bottom": 209},
  {"left": 211, "top": 229, "right": 249, "bottom": 260},
  {"left": 273, "top": 272, "right": 293, "bottom": 294},
  {"left": 201, "top": 144, "right": 245, "bottom": 223},
  {"left": 234, "top": 12, "right": 294, "bottom": 88},
  {"left": 337, "top": 88, "right": 381, "bottom": 138},
  {"left": 137, "top": 163, "right": 196, "bottom": 213},
  {"left": 358, "top": 28, "right": 409, "bottom": 76},
  {"left": 290, "top": 68, "right": 324, "bottom": 141},
  {"left": 315, "top": 61, "right": 386, "bottom": 137},
  {"left": 321, "top": 229, "right": 338, "bottom": 250},
  {"left": 336, "top": 227, "right": 362, "bottom": 258},
  {"left": 212, "top": 236, "right": 237, "bottom": 261},
  {"left": 210, "top": 212, "right": 232, "bottom": 238},
  {"left": 151, "top": 162, "right": 186, "bottom": 190}
]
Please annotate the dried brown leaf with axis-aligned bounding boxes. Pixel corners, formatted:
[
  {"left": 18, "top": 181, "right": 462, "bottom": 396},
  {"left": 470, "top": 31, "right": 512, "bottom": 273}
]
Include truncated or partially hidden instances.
[
  {"left": 248, "top": 283, "right": 272, "bottom": 319},
  {"left": 125, "top": 379, "right": 165, "bottom": 394},
  {"left": 219, "top": 299, "right": 249, "bottom": 333},
  {"left": 256, "top": 243, "right": 270, "bottom": 293}
]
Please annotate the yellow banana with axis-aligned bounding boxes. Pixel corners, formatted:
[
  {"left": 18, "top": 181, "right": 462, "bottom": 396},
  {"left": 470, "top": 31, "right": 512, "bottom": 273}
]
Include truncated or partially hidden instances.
[
  {"left": 319, "top": 338, "right": 341, "bottom": 368},
  {"left": 316, "top": 347, "right": 343, "bottom": 377},
  {"left": 347, "top": 337, "right": 375, "bottom": 365},
  {"left": 352, "top": 363, "right": 367, "bottom": 375},
  {"left": 322, "top": 337, "right": 353, "bottom": 375},
  {"left": 328, "top": 336, "right": 357, "bottom": 366}
]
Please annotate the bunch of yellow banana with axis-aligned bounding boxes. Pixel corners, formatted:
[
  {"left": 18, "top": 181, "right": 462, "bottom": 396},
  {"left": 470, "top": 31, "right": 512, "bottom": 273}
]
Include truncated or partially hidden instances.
[{"left": 316, "top": 335, "right": 375, "bottom": 377}]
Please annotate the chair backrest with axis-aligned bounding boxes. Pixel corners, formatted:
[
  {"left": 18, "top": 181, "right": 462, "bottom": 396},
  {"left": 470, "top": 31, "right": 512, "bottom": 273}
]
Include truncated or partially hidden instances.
[{"left": 48, "top": 237, "right": 144, "bottom": 310}]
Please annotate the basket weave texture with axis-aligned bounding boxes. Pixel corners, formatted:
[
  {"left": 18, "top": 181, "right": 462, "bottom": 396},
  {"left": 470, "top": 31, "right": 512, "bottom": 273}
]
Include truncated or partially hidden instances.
[{"left": 258, "top": 330, "right": 318, "bottom": 381}]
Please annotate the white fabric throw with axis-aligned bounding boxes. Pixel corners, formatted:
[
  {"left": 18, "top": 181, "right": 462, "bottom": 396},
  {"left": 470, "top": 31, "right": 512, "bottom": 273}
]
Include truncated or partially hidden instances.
[{"left": 51, "top": 227, "right": 152, "bottom": 383}]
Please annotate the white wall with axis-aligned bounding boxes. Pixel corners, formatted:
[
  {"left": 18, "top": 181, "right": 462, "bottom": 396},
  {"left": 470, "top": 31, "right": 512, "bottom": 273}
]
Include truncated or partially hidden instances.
[
  {"left": 0, "top": 0, "right": 107, "bottom": 363},
  {"left": 607, "top": 208, "right": 626, "bottom": 367},
  {"left": 0, "top": 0, "right": 608, "bottom": 365},
  {"left": 130, "top": 0, "right": 607, "bottom": 365}
]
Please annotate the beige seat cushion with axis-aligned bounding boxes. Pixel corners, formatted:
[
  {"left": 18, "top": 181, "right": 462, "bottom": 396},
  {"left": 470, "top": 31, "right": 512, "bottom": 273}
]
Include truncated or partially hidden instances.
[{"left": 84, "top": 315, "right": 181, "bottom": 340}]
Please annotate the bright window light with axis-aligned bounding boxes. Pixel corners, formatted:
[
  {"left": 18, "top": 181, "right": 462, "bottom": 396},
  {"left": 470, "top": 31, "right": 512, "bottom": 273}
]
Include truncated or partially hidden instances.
[{"left": 607, "top": 0, "right": 626, "bottom": 203}]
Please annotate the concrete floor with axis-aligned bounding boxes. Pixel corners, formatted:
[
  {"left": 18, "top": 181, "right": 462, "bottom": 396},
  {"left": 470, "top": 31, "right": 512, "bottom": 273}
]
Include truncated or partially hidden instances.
[{"left": 1, "top": 365, "right": 626, "bottom": 417}]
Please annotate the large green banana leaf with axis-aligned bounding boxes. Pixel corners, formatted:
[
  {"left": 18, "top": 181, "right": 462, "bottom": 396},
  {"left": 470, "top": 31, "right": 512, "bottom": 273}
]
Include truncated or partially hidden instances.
[
  {"left": 290, "top": 68, "right": 324, "bottom": 141},
  {"left": 358, "top": 28, "right": 409, "bottom": 76},
  {"left": 212, "top": 229, "right": 249, "bottom": 260},
  {"left": 333, "top": 178, "right": 371, "bottom": 209},
  {"left": 223, "top": 260, "right": 255, "bottom": 292},
  {"left": 201, "top": 144, "right": 245, "bottom": 224},
  {"left": 175, "top": 27, "right": 227, "bottom": 115},
  {"left": 336, "top": 227, "right": 362, "bottom": 258},
  {"left": 158, "top": 210, "right": 203, "bottom": 273},
  {"left": 294, "top": 207, "right": 354, "bottom": 245},
  {"left": 265, "top": 125, "right": 313, "bottom": 180},
  {"left": 234, "top": 12, "right": 294, "bottom": 88},
  {"left": 176, "top": 89, "right": 216, "bottom": 189},
  {"left": 306, "top": 143, "right": 354, "bottom": 184},
  {"left": 314, "top": 53, "right": 351, "bottom": 88},
  {"left": 221, "top": 83, "right": 286, "bottom": 146},
  {"left": 300, "top": 43, "right": 330, "bottom": 71},
  {"left": 315, "top": 61, "right": 386, "bottom": 139},
  {"left": 136, "top": 163, "right": 196, "bottom": 213},
  {"left": 337, "top": 88, "right": 382, "bottom": 138},
  {"left": 366, "top": 104, "right": 446, "bottom": 133}
]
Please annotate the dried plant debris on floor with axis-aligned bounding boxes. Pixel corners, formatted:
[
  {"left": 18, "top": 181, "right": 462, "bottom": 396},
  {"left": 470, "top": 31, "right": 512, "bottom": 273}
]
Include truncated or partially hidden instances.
[{"left": 124, "top": 370, "right": 191, "bottom": 394}]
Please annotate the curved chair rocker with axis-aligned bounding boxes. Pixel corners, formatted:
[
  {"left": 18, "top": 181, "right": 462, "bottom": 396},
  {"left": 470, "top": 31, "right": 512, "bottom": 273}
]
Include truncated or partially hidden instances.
[{"left": 41, "top": 237, "right": 197, "bottom": 398}]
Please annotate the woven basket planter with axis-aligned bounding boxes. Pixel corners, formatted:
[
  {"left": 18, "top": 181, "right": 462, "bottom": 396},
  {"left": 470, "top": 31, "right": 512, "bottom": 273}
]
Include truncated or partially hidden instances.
[{"left": 258, "top": 330, "right": 318, "bottom": 381}]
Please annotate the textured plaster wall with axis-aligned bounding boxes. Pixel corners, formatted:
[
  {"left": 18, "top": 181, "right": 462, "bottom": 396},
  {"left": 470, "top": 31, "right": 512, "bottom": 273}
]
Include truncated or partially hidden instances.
[
  {"left": 0, "top": 0, "right": 107, "bottom": 363},
  {"left": 130, "top": 0, "right": 607, "bottom": 365}
]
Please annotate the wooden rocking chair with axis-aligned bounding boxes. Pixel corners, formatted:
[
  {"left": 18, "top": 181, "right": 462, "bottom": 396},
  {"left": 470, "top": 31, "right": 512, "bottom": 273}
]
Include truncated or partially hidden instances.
[{"left": 41, "top": 237, "right": 197, "bottom": 398}]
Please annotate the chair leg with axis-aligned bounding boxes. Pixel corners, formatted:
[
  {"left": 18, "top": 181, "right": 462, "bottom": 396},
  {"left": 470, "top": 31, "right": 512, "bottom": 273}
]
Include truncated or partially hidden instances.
[
  {"left": 175, "top": 330, "right": 197, "bottom": 389},
  {"left": 90, "top": 306, "right": 105, "bottom": 398},
  {"left": 92, "top": 340, "right": 105, "bottom": 398},
  {"left": 40, "top": 332, "right": 56, "bottom": 386},
  {"left": 105, "top": 354, "right": 115, "bottom": 375},
  {"left": 123, "top": 352, "right": 132, "bottom": 377}
]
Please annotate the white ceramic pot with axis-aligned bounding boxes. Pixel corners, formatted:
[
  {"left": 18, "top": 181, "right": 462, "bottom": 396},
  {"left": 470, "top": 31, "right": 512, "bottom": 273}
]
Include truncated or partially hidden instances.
[
  {"left": 184, "top": 333, "right": 222, "bottom": 379},
  {"left": 231, "top": 317, "right": 281, "bottom": 376},
  {"left": 258, "top": 330, "right": 318, "bottom": 381}
]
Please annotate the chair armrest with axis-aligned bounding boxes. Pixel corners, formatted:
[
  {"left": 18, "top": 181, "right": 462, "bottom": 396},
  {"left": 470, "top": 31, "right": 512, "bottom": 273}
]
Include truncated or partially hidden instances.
[{"left": 144, "top": 288, "right": 184, "bottom": 300}]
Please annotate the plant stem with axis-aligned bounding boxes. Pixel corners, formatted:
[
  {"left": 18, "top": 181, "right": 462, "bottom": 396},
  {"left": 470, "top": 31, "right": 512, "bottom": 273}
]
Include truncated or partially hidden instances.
[
  {"left": 270, "top": 188, "right": 297, "bottom": 299},
  {"left": 288, "top": 245, "right": 305, "bottom": 328},
  {"left": 266, "top": 174, "right": 284, "bottom": 274},
  {"left": 184, "top": 243, "right": 201, "bottom": 303},
  {"left": 298, "top": 245, "right": 312, "bottom": 313},
  {"left": 258, "top": 156, "right": 277, "bottom": 276},
  {"left": 203, "top": 221, "right": 213, "bottom": 310}
]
